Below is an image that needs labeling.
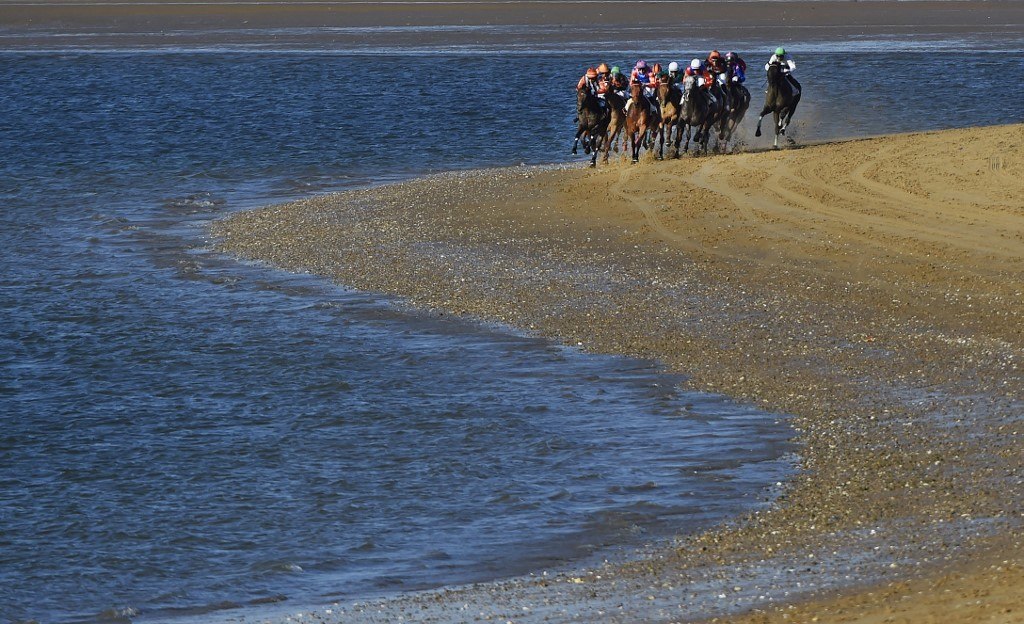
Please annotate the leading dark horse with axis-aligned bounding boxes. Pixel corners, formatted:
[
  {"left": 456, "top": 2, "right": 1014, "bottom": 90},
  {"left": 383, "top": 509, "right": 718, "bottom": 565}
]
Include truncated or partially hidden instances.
[
  {"left": 755, "top": 63, "right": 800, "bottom": 148},
  {"left": 572, "top": 90, "right": 610, "bottom": 167}
]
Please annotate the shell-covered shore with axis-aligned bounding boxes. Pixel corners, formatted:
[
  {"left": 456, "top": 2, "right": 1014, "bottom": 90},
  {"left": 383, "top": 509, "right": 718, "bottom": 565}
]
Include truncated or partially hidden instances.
[{"left": 213, "top": 125, "right": 1024, "bottom": 623}]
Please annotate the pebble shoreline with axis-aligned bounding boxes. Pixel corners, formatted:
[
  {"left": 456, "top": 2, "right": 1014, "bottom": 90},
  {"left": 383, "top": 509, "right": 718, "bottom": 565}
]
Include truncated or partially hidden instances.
[{"left": 211, "top": 126, "right": 1023, "bottom": 622}]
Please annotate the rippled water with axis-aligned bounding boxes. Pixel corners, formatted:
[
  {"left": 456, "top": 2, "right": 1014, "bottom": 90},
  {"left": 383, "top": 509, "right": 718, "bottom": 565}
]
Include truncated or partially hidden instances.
[{"left": 1, "top": 35, "right": 1021, "bottom": 624}]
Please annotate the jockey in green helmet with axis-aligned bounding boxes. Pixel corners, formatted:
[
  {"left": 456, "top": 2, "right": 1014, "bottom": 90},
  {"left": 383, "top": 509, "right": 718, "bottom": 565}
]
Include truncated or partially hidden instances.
[{"left": 765, "top": 46, "right": 801, "bottom": 95}]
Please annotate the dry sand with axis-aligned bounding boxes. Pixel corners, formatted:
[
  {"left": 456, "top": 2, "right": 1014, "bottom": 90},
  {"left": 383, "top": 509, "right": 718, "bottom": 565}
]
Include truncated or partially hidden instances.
[{"left": 213, "top": 124, "right": 1024, "bottom": 622}]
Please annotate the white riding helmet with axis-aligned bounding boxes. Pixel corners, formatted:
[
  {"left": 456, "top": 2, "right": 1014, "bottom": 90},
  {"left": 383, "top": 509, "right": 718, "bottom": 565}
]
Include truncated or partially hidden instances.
[
  {"left": 668, "top": 61, "right": 679, "bottom": 73},
  {"left": 690, "top": 58, "right": 702, "bottom": 70}
]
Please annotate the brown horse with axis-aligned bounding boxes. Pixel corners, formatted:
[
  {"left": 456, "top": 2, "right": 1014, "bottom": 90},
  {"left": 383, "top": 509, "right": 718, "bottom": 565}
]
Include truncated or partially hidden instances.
[
  {"left": 656, "top": 82, "right": 683, "bottom": 159},
  {"left": 602, "top": 89, "right": 628, "bottom": 163},
  {"left": 755, "top": 63, "right": 800, "bottom": 148},
  {"left": 625, "top": 82, "right": 655, "bottom": 163}
]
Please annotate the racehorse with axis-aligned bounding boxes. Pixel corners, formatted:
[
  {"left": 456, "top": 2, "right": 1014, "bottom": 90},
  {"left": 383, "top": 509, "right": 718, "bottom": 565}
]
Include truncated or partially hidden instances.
[
  {"left": 602, "top": 89, "right": 628, "bottom": 163},
  {"left": 679, "top": 77, "right": 720, "bottom": 154},
  {"left": 625, "top": 82, "right": 655, "bottom": 163},
  {"left": 755, "top": 63, "right": 800, "bottom": 148},
  {"left": 656, "top": 81, "right": 683, "bottom": 159},
  {"left": 572, "top": 89, "right": 611, "bottom": 167},
  {"left": 717, "top": 66, "right": 751, "bottom": 152}
]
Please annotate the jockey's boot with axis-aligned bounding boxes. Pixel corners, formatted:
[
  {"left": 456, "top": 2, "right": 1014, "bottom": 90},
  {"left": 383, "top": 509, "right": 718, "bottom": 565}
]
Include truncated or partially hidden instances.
[{"left": 787, "top": 75, "right": 802, "bottom": 96}]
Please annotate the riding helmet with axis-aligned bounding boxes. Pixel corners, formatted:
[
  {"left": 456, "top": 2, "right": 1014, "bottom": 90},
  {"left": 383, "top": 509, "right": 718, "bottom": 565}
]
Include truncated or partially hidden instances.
[
  {"left": 635, "top": 59, "right": 648, "bottom": 70},
  {"left": 668, "top": 61, "right": 679, "bottom": 73},
  {"left": 597, "top": 63, "right": 610, "bottom": 74},
  {"left": 586, "top": 67, "right": 598, "bottom": 78},
  {"left": 611, "top": 66, "right": 620, "bottom": 75},
  {"left": 709, "top": 50, "right": 721, "bottom": 60},
  {"left": 689, "top": 58, "right": 702, "bottom": 70},
  {"left": 775, "top": 47, "right": 786, "bottom": 56}
]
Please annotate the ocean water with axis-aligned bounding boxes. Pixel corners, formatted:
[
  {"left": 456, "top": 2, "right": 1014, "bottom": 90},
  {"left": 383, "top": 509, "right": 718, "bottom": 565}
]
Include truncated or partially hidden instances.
[{"left": 1, "top": 36, "right": 1022, "bottom": 624}]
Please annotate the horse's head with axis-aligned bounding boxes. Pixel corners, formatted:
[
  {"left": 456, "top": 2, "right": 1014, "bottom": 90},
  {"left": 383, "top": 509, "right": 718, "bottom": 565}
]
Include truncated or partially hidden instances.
[
  {"left": 630, "top": 82, "right": 644, "bottom": 100},
  {"left": 682, "top": 76, "right": 698, "bottom": 97}
]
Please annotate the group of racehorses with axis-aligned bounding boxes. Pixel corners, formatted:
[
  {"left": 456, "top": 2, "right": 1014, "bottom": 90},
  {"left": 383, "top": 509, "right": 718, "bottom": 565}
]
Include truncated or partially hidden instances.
[{"left": 573, "top": 59, "right": 800, "bottom": 166}]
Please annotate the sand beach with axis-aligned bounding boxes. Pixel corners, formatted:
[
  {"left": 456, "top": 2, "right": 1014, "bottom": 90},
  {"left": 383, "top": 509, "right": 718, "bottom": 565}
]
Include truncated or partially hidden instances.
[
  {"left": 7, "top": 0, "right": 1021, "bottom": 620},
  {"left": 215, "top": 124, "right": 1024, "bottom": 622}
]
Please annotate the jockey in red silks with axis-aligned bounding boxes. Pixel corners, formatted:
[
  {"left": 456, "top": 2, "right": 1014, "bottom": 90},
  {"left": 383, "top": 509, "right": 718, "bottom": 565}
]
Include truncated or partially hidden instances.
[
  {"left": 577, "top": 66, "right": 600, "bottom": 97},
  {"left": 706, "top": 50, "right": 726, "bottom": 75},
  {"left": 576, "top": 66, "right": 603, "bottom": 114},
  {"left": 705, "top": 50, "right": 731, "bottom": 113}
]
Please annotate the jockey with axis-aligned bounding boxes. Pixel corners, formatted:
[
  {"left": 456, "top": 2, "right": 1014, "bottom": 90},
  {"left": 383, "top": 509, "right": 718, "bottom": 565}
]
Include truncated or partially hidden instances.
[
  {"left": 595, "top": 62, "right": 612, "bottom": 101},
  {"left": 706, "top": 49, "right": 726, "bottom": 75},
  {"left": 610, "top": 65, "right": 629, "bottom": 100},
  {"left": 576, "top": 66, "right": 600, "bottom": 97},
  {"left": 765, "top": 47, "right": 801, "bottom": 95},
  {"left": 725, "top": 51, "right": 747, "bottom": 84},
  {"left": 629, "top": 60, "right": 653, "bottom": 90},
  {"left": 705, "top": 50, "right": 730, "bottom": 113},
  {"left": 629, "top": 59, "right": 660, "bottom": 112},
  {"left": 667, "top": 61, "right": 683, "bottom": 86},
  {"left": 576, "top": 66, "right": 605, "bottom": 114},
  {"left": 683, "top": 58, "right": 717, "bottom": 108}
]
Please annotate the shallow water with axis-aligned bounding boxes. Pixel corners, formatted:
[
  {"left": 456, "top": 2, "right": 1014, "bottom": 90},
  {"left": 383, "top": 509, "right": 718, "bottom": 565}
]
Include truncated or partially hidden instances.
[{"left": 1, "top": 35, "right": 1022, "bottom": 624}]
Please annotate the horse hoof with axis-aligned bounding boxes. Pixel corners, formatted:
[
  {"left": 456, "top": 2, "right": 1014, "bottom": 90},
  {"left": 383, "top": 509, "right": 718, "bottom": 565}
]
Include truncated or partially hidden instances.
[
  {"left": 571, "top": 148, "right": 578, "bottom": 155},
  {"left": 755, "top": 129, "right": 762, "bottom": 137}
]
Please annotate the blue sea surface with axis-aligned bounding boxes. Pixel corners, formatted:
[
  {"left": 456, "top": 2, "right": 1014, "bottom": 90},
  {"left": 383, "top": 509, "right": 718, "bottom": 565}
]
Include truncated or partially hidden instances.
[{"left": 1, "top": 37, "right": 1022, "bottom": 624}]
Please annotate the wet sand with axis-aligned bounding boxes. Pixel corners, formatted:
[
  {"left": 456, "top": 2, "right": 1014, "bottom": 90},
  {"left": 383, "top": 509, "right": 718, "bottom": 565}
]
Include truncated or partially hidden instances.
[
  {"left": 3, "top": 1, "right": 1022, "bottom": 50},
  {"left": 214, "top": 124, "right": 1024, "bottom": 622}
]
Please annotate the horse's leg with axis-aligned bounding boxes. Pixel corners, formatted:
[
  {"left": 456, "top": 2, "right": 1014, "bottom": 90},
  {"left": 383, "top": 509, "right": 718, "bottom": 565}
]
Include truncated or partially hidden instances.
[
  {"left": 754, "top": 104, "right": 771, "bottom": 138},
  {"left": 773, "top": 110, "right": 782, "bottom": 149},
  {"left": 782, "top": 97, "right": 799, "bottom": 136},
  {"left": 572, "top": 123, "right": 587, "bottom": 154}
]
